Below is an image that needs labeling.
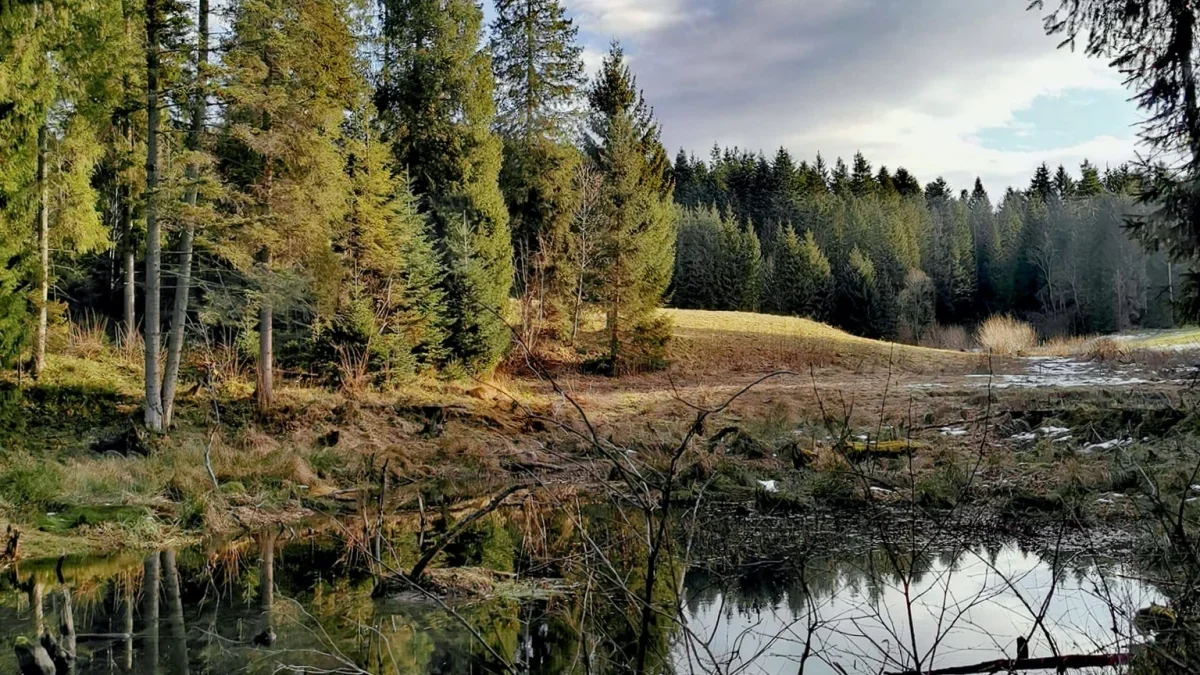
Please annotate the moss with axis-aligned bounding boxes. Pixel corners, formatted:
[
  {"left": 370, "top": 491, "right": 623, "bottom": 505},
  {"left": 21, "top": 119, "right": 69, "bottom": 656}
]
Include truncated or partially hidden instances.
[{"left": 35, "top": 504, "right": 153, "bottom": 534}]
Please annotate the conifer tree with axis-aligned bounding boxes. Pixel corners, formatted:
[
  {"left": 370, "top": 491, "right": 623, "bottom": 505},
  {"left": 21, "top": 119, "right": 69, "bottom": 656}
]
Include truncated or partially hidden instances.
[
  {"left": 893, "top": 167, "right": 921, "bottom": 197},
  {"left": 490, "top": 0, "right": 585, "bottom": 311},
  {"left": 1077, "top": 160, "right": 1105, "bottom": 197},
  {"left": 586, "top": 43, "right": 675, "bottom": 371},
  {"left": 849, "top": 151, "right": 876, "bottom": 197},
  {"left": 219, "top": 0, "right": 360, "bottom": 412},
  {"left": 763, "top": 226, "right": 830, "bottom": 318},
  {"left": 377, "top": 0, "right": 513, "bottom": 371},
  {"left": 0, "top": 0, "right": 126, "bottom": 374},
  {"left": 336, "top": 112, "right": 447, "bottom": 375},
  {"left": 969, "top": 178, "right": 997, "bottom": 309}
]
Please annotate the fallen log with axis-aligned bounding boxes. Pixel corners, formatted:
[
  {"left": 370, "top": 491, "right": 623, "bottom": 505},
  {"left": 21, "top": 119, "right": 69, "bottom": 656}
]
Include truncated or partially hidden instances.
[{"left": 885, "top": 652, "right": 1130, "bottom": 675}]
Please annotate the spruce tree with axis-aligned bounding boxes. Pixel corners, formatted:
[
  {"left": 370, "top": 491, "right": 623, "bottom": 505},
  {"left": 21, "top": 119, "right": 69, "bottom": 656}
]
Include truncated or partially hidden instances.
[
  {"left": 763, "top": 226, "right": 830, "bottom": 318},
  {"left": 490, "top": 0, "right": 584, "bottom": 312},
  {"left": 849, "top": 151, "right": 876, "bottom": 197},
  {"left": 337, "top": 112, "right": 447, "bottom": 375},
  {"left": 377, "top": 0, "right": 512, "bottom": 371},
  {"left": 0, "top": 0, "right": 125, "bottom": 373},
  {"left": 219, "top": 0, "right": 360, "bottom": 411},
  {"left": 1077, "top": 160, "right": 1105, "bottom": 197},
  {"left": 969, "top": 178, "right": 997, "bottom": 310},
  {"left": 586, "top": 43, "right": 675, "bottom": 371}
]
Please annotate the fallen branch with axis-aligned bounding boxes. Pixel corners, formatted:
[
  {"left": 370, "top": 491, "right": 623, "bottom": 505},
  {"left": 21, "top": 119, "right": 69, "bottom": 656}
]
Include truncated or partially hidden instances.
[
  {"left": 885, "top": 653, "right": 1130, "bottom": 675},
  {"left": 405, "top": 484, "right": 528, "bottom": 583}
]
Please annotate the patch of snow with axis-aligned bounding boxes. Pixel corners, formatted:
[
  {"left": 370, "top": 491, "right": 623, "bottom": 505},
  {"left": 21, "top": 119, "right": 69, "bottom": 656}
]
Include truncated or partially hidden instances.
[
  {"left": 1051, "top": 435, "right": 1074, "bottom": 444},
  {"left": 967, "top": 356, "right": 1155, "bottom": 389},
  {"left": 1080, "top": 438, "right": 1134, "bottom": 454},
  {"left": 1038, "top": 426, "right": 1070, "bottom": 437},
  {"left": 940, "top": 427, "right": 969, "bottom": 437},
  {"left": 757, "top": 480, "right": 778, "bottom": 493},
  {"left": 869, "top": 486, "right": 894, "bottom": 495},
  {"left": 1010, "top": 432, "right": 1037, "bottom": 442}
]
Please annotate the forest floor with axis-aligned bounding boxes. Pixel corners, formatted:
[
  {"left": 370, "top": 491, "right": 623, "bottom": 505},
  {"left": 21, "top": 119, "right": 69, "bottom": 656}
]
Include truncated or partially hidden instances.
[{"left": 1, "top": 309, "right": 1198, "bottom": 559}]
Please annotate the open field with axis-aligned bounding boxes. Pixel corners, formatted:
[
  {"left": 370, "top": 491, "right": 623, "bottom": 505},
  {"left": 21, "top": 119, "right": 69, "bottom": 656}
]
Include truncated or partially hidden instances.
[{"left": 1, "top": 309, "right": 1199, "bottom": 558}]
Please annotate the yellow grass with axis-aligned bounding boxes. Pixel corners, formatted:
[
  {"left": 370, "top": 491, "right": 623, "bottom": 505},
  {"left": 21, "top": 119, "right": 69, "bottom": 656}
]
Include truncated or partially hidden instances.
[{"left": 663, "top": 308, "right": 983, "bottom": 376}]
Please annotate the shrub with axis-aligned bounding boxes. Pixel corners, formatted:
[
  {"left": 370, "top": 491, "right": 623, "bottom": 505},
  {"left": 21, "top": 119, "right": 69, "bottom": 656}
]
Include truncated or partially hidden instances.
[
  {"left": 1087, "top": 336, "right": 1127, "bottom": 362},
  {"left": 0, "top": 454, "right": 64, "bottom": 512},
  {"left": 975, "top": 315, "right": 1037, "bottom": 355},
  {"left": 920, "top": 323, "right": 972, "bottom": 351}
]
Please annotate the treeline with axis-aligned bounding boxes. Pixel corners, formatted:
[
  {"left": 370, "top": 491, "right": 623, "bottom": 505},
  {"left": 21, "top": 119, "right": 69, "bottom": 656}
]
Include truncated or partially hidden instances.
[
  {"left": 0, "top": 0, "right": 675, "bottom": 427},
  {"left": 672, "top": 149, "right": 1175, "bottom": 341}
]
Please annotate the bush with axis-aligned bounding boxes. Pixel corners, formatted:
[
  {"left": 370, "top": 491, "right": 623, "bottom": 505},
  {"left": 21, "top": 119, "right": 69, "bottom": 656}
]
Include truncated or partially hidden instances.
[
  {"left": 975, "top": 315, "right": 1037, "bottom": 355},
  {"left": 1087, "top": 336, "right": 1127, "bottom": 362},
  {"left": 0, "top": 454, "right": 64, "bottom": 512},
  {"left": 920, "top": 323, "right": 972, "bottom": 351}
]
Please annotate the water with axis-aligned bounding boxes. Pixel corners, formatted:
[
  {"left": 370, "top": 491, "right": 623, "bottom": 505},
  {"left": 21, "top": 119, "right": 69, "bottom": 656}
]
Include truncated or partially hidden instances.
[{"left": 0, "top": 519, "right": 1161, "bottom": 674}]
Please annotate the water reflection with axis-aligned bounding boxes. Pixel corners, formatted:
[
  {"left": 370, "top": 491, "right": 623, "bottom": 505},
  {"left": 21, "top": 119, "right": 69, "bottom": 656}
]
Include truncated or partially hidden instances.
[{"left": 0, "top": 524, "right": 1162, "bottom": 674}]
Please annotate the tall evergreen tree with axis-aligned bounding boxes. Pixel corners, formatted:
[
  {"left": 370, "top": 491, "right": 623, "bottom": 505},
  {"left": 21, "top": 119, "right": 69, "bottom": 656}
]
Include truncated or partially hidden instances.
[
  {"left": 219, "top": 0, "right": 360, "bottom": 411},
  {"left": 968, "top": 178, "right": 997, "bottom": 309},
  {"left": 336, "top": 112, "right": 447, "bottom": 374},
  {"left": 490, "top": 0, "right": 585, "bottom": 309},
  {"left": 586, "top": 43, "right": 675, "bottom": 371},
  {"left": 849, "top": 151, "right": 875, "bottom": 197},
  {"left": 377, "top": 0, "right": 513, "bottom": 371}
]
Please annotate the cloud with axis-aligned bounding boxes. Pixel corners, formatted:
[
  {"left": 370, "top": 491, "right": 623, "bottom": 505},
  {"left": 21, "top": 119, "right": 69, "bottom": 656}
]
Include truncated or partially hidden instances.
[
  {"left": 568, "top": 0, "right": 690, "bottom": 36},
  {"left": 565, "top": 0, "right": 1141, "bottom": 191}
]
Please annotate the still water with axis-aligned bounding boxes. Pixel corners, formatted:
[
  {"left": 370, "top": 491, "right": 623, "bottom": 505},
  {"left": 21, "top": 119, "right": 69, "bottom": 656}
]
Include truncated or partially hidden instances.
[{"left": 0, "top": 518, "right": 1158, "bottom": 675}]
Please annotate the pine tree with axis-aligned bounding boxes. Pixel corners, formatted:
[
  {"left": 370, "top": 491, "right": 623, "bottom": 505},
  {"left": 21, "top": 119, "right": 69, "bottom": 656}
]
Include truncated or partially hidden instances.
[
  {"left": 849, "top": 151, "right": 876, "bottom": 197},
  {"left": 586, "top": 43, "right": 675, "bottom": 371},
  {"left": 893, "top": 167, "right": 921, "bottom": 197},
  {"left": 377, "top": 0, "right": 513, "bottom": 371},
  {"left": 219, "top": 0, "right": 360, "bottom": 411},
  {"left": 336, "top": 113, "right": 447, "bottom": 375},
  {"left": 490, "top": 0, "right": 584, "bottom": 313},
  {"left": 1029, "top": 163, "right": 1054, "bottom": 202},
  {"left": 1077, "top": 160, "right": 1105, "bottom": 197},
  {"left": 763, "top": 226, "right": 830, "bottom": 318},
  {"left": 0, "top": 0, "right": 123, "bottom": 375},
  {"left": 1053, "top": 164, "right": 1076, "bottom": 199},
  {"left": 969, "top": 178, "right": 997, "bottom": 309}
]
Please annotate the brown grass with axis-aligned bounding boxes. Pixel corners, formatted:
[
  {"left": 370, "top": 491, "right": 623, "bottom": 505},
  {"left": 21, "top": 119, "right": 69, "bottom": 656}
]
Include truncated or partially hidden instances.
[
  {"left": 975, "top": 315, "right": 1037, "bottom": 356},
  {"left": 919, "top": 324, "right": 972, "bottom": 351}
]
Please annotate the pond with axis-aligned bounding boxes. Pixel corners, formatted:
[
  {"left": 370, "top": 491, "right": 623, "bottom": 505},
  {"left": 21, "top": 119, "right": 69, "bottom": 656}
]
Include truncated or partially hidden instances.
[{"left": 0, "top": 513, "right": 1163, "bottom": 675}]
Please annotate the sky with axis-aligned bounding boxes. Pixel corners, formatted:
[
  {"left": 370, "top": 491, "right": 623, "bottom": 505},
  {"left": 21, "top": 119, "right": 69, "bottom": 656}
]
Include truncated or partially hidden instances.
[{"left": 551, "top": 0, "right": 1144, "bottom": 194}]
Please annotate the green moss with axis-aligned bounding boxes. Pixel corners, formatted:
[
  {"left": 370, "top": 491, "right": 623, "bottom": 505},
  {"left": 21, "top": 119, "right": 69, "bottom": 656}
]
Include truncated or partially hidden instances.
[{"left": 35, "top": 504, "right": 152, "bottom": 534}]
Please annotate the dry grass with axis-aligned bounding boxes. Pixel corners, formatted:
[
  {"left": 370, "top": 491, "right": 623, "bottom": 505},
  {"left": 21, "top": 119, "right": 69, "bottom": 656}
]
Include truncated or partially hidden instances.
[
  {"left": 975, "top": 315, "right": 1037, "bottom": 356},
  {"left": 664, "top": 308, "right": 983, "bottom": 377},
  {"left": 1087, "top": 336, "right": 1128, "bottom": 362},
  {"left": 919, "top": 324, "right": 972, "bottom": 351}
]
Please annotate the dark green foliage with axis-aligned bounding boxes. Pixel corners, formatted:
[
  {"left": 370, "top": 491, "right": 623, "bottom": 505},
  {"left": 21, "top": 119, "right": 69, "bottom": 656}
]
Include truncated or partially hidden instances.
[
  {"left": 671, "top": 148, "right": 1173, "bottom": 339},
  {"left": 586, "top": 43, "right": 675, "bottom": 370},
  {"left": 673, "top": 209, "right": 761, "bottom": 312},
  {"left": 376, "top": 0, "right": 513, "bottom": 371},
  {"left": 762, "top": 227, "right": 830, "bottom": 318},
  {"left": 490, "top": 0, "right": 584, "bottom": 303}
]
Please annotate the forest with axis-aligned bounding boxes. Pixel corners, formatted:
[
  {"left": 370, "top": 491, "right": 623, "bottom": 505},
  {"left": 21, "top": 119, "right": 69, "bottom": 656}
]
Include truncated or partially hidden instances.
[
  {"left": 0, "top": 0, "right": 1178, "bottom": 429},
  {"left": 672, "top": 151, "right": 1175, "bottom": 343}
]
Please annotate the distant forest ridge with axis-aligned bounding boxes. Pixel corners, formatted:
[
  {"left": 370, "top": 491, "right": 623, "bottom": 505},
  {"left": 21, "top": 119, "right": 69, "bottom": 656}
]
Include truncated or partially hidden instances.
[{"left": 668, "top": 147, "right": 1169, "bottom": 341}]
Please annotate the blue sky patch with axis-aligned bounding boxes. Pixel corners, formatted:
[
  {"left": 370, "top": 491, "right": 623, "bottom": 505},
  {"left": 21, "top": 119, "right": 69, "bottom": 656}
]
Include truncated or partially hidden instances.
[{"left": 973, "top": 89, "right": 1141, "bottom": 152}]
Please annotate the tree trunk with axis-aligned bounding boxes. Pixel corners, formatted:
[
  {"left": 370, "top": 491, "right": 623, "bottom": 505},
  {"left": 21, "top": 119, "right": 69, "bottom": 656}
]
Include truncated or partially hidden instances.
[
  {"left": 162, "top": 551, "right": 189, "bottom": 675},
  {"left": 33, "top": 124, "right": 48, "bottom": 378},
  {"left": 58, "top": 588, "right": 76, "bottom": 675},
  {"left": 162, "top": 0, "right": 208, "bottom": 429},
  {"left": 138, "top": 554, "right": 160, "bottom": 675},
  {"left": 122, "top": 195, "right": 136, "bottom": 347},
  {"left": 143, "top": 0, "right": 164, "bottom": 431},
  {"left": 256, "top": 300, "right": 273, "bottom": 413}
]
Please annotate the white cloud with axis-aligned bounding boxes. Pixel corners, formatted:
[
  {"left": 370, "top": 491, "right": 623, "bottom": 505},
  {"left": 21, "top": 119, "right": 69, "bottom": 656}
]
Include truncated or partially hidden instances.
[
  {"left": 568, "top": 0, "right": 689, "bottom": 35},
  {"left": 567, "top": 0, "right": 1143, "bottom": 191}
]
